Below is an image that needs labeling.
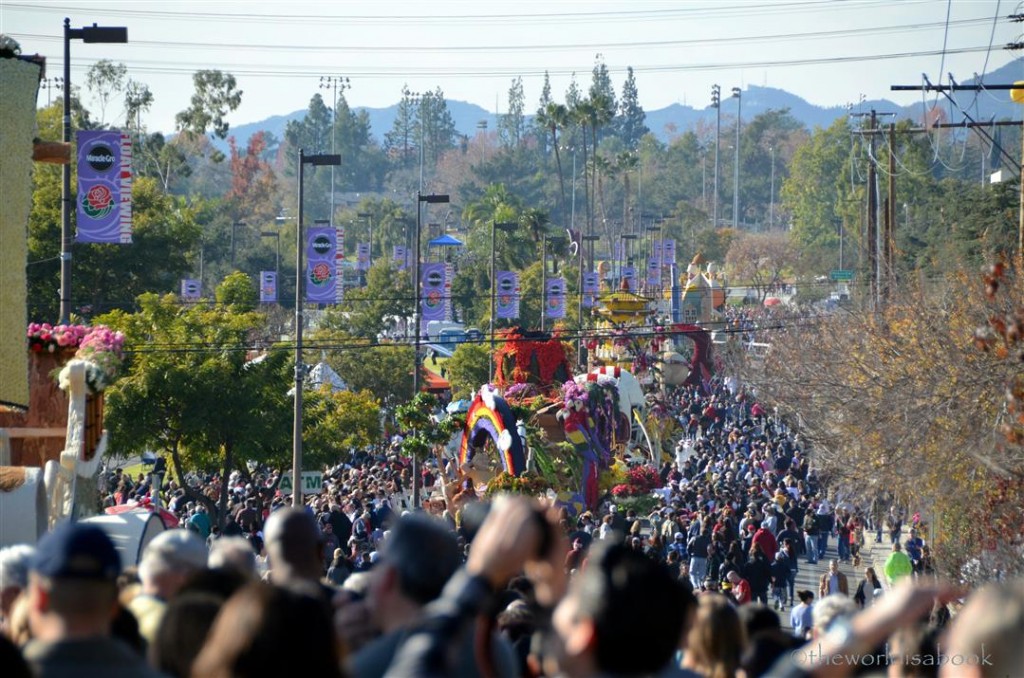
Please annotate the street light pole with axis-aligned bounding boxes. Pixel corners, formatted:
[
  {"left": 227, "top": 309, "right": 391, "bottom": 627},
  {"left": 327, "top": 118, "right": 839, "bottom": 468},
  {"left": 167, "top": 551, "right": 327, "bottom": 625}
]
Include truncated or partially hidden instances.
[
  {"left": 293, "top": 149, "right": 341, "bottom": 508},
  {"left": 319, "top": 76, "right": 348, "bottom": 228},
  {"left": 732, "top": 87, "right": 742, "bottom": 230},
  {"left": 260, "top": 231, "right": 280, "bottom": 284},
  {"left": 489, "top": 221, "right": 516, "bottom": 382},
  {"left": 60, "top": 18, "right": 128, "bottom": 323},
  {"left": 413, "top": 192, "right": 449, "bottom": 509},
  {"left": 711, "top": 84, "right": 721, "bottom": 230},
  {"left": 769, "top": 145, "right": 775, "bottom": 231},
  {"left": 231, "top": 221, "right": 246, "bottom": 270},
  {"left": 358, "top": 211, "right": 373, "bottom": 266}
]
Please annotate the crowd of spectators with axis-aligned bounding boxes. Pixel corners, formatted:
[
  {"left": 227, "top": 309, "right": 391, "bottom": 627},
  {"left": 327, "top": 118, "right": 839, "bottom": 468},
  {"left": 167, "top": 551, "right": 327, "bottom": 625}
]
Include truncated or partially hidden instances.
[{"left": 0, "top": 375, "right": 1021, "bottom": 677}]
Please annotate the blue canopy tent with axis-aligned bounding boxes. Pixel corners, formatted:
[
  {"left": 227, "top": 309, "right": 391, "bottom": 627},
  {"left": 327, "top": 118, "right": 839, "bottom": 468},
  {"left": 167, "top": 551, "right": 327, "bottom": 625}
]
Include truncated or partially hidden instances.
[{"left": 428, "top": 233, "right": 464, "bottom": 262}]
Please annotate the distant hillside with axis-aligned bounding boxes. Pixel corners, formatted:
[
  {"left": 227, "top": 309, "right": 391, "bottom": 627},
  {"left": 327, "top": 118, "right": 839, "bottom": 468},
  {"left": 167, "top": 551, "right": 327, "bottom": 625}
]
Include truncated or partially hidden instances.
[{"left": 219, "top": 59, "right": 1023, "bottom": 152}]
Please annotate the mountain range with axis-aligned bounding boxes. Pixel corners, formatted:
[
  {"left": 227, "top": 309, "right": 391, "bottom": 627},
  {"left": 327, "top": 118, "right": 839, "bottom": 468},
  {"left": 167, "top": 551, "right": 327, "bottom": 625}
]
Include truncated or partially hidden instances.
[{"left": 219, "top": 59, "right": 1024, "bottom": 152}]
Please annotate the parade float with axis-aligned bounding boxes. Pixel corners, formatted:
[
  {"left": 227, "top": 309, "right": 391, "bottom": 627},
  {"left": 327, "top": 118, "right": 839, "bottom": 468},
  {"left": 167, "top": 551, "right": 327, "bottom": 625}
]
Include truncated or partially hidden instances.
[{"left": 0, "top": 37, "right": 167, "bottom": 559}]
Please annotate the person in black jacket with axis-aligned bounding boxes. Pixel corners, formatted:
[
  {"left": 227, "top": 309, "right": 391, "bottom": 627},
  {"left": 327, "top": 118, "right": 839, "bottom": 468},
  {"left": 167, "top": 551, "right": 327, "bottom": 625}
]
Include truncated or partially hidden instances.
[{"left": 744, "top": 542, "right": 772, "bottom": 605}]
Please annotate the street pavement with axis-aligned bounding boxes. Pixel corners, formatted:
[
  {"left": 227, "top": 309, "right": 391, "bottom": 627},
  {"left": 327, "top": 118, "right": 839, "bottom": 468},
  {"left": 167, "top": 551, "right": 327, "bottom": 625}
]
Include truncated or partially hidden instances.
[{"left": 779, "top": 528, "right": 890, "bottom": 631}]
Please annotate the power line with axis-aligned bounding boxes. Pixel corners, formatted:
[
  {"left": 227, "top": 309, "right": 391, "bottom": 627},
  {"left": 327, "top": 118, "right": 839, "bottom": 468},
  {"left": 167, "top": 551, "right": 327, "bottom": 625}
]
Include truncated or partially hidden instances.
[
  {"left": 10, "top": 18, "right": 992, "bottom": 55},
  {"left": 20, "top": 45, "right": 998, "bottom": 81},
  {"left": 2, "top": 1, "right": 908, "bottom": 26}
]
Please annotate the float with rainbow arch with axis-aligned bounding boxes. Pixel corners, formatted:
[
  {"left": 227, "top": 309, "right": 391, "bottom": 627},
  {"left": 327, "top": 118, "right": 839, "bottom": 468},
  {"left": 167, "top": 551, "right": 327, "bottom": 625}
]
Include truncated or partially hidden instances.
[{"left": 458, "top": 385, "right": 526, "bottom": 476}]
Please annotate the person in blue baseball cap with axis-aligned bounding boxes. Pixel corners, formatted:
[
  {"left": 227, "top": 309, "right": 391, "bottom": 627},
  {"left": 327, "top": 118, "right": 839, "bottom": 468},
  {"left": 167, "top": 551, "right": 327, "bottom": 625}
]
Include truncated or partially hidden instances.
[{"left": 21, "top": 522, "right": 162, "bottom": 677}]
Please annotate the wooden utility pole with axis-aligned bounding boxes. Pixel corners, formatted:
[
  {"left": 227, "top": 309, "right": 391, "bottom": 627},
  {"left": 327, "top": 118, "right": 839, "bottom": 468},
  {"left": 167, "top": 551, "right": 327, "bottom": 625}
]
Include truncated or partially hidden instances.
[{"left": 865, "top": 110, "right": 879, "bottom": 309}]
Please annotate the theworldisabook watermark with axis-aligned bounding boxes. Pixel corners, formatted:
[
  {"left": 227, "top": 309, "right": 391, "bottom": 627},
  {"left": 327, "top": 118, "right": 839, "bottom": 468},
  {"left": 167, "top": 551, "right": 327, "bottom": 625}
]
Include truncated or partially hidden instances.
[{"left": 792, "top": 643, "right": 992, "bottom": 668}]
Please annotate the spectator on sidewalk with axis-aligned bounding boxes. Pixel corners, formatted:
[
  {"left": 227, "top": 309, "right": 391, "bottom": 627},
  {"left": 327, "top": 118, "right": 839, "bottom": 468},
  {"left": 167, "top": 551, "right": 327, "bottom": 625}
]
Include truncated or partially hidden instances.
[
  {"left": 21, "top": 523, "right": 162, "bottom": 677},
  {"left": 883, "top": 542, "right": 913, "bottom": 587},
  {"left": 818, "top": 559, "right": 849, "bottom": 599},
  {"left": 789, "top": 590, "right": 815, "bottom": 640}
]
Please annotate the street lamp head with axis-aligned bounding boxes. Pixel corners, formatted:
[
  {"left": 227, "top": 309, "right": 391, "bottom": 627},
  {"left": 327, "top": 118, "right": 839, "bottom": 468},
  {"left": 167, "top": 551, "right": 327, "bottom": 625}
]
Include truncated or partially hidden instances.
[
  {"left": 731, "top": 87, "right": 742, "bottom": 98},
  {"left": 302, "top": 152, "right": 341, "bottom": 166},
  {"left": 79, "top": 24, "right": 128, "bottom": 43},
  {"left": 419, "top": 193, "right": 450, "bottom": 204}
]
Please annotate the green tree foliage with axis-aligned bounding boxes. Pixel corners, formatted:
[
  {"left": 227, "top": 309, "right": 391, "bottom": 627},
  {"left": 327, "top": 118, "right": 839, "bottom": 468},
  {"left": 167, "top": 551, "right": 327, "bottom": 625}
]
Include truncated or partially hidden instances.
[
  {"left": 384, "top": 85, "right": 420, "bottom": 167},
  {"left": 321, "top": 337, "right": 415, "bottom": 411},
  {"left": 85, "top": 59, "right": 127, "bottom": 126},
  {"left": 781, "top": 117, "right": 856, "bottom": 274},
  {"left": 304, "top": 388, "right": 382, "bottom": 459},
  {"left": 215, "top": 271, "right": 257, "bottom": 311},
  {"left": 325, "top": 260, "right": 413, "bottom": 339},
  {"left": 101, "top": 291, "right": 291, "bottom": 524},
  {"left": 446, "top": 342, "right": 491, "bottom": 399},
  {"left": 175, "top": 70, "right": 243, "bottom": 142},
  {"left": 499, "top": 76, "right": 526, "bottom": 148},
  {"left": 616, "top": 66, "right": 648, "bottom": 149},
  {"left": 283, "top": 93, "right": 334, "bottom": 218}
]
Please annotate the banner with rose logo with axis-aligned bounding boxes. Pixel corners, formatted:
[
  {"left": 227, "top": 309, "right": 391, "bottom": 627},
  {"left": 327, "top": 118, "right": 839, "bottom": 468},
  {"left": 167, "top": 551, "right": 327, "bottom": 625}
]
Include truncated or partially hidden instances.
[
  {"left": 356, "top": 242, "right": 371, "bottom": 271},
  {"left": 260, "top": 271, "right": 277, "bottom": 304},
  {"left": 647, "top": 257, "right": 661, "bottom": 287},
  {"left": 495, "top": 271, "right": 519, "bottom": 320},
  {"left": 181, "top": 279, "right": 201, "bottom": 301},
  {"left": 393, "top": 245, "right": 407, "bottom": 270},
  {"left": 306, "top": 225, "right": 337, "bottom": 304},
  {"left": 76, "top": 130, "right": 132, "bottom": 243},
  {"left": 421, "top": 262, "right": 446, "bottom": 322},
  {"left": 545, "top": 277, "right": 566, "bottom": 319}
]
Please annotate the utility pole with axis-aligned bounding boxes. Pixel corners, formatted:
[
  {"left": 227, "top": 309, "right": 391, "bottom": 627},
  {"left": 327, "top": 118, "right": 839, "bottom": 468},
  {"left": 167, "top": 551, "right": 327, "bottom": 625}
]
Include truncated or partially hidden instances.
[
  {"left": 711, "top": 85, "right": 721, "bottom": 228},
  {"left": 732, "top": 87, "right": 742, "bottom": 229},
  {"left": 319, "top": 76, "right": 349, "bottom": 228},
  {"left": 885, "top": 122, "right": 896, "bottom": 304},
  {"left": 865, "top": 110, "right": 879, "bottom": 309}
]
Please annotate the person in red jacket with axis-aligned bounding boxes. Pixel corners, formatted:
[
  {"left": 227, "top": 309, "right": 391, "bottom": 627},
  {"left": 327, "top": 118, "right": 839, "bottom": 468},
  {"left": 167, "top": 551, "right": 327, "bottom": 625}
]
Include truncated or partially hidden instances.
[
  {"left": 726, "top": 570, "right": 752, "bottom": 605},
  {"left": 752, "top": 522, "right": 778, "bottom": 561}
]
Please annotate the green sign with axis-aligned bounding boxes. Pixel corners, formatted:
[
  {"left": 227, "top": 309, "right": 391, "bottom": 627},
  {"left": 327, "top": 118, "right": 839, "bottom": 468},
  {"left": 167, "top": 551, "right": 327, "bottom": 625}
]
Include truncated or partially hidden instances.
[
  {"left": 830, "top": 269, "right": 854, "bottom": 281},
  {"left": 278, "top": 471, "right": 323, "bottom": 495}
]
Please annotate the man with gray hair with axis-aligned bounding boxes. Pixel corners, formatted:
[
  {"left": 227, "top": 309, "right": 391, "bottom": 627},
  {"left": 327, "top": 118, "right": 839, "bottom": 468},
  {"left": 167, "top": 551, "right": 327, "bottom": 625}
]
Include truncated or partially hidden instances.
[
  {"left": 207, "top": 536, "right": 257, "bottom": 577},
  {"left": 0, "top": 544, "right": 35, "bottom": 631},
  {"left": 127, "top": 528, "right": 208, "bottom": 643},
  {"left": 810, "top": 593, "right": 858, "bottom": 640}
]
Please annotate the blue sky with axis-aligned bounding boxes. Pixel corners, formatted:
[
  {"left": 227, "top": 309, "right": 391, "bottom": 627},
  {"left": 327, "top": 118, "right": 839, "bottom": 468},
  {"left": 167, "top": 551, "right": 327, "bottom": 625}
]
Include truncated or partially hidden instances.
[{"left": 3, "top": 0, "right": 1020, "bottom": 133}]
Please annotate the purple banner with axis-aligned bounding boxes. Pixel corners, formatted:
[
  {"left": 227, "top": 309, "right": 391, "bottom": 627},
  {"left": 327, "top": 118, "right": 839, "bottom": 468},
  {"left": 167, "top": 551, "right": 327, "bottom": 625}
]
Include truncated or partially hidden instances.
[
  {"left": 663, "top": 239, "right": 676, "bottom": 264},
  {"left": 421, "top": 262, "right": 446, "bottom": 322},
  {"left": 495, "top": 271, "right": 519, "bottom": 320},
  {"left": 647, "top": 258, "right": 661, "bottom": 286},
  {"left": 306, "top": 225, "right": 337, "bottom": 304},
  {"left": 621, "top": 266, "right": 636, "bottom": 292},
  {"left": 180, "top": 279, "right": 201, "bottom": 301},
  {"left": 336, "top": 225, "right": 345, "bottom": 302},
  {"left": 76, "top": 130, "right": 132, "bottom": 243},
  {"left": 545, "top": 277, "right": 566, "bottom": 319},
  {"left": 583, "top": 271, "right": 599, "bottom": 308},
  {"left": 260, "top": 271, "right": 277, "bottom": 304},
  {"left": 393, "top": 245, "right": 406, "bottom": 269},
  {"left": 356, "top": 242, "right": 370, "bottom": 271},
  {"left": 613, "top": 239, "right": 625, "bottom": 263},
  {"left": 444, "top": 263, "right": 455, "bottom": 321}
]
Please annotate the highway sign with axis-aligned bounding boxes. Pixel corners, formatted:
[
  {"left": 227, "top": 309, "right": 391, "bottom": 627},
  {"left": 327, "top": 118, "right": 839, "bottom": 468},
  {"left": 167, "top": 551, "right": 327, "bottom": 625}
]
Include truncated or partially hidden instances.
[
  {"left": 278, "top": 471, "right": 323, "bottom": 495},
  {"left": 829, "top": 270, "right": 854, "bottom": 281}
]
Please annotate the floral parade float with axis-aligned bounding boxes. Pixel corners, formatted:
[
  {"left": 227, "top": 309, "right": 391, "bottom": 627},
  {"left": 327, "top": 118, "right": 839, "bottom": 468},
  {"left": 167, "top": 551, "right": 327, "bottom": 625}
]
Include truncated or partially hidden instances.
[
  {"left": 0, "top": 37, "right": 143, "bottom": 549},
  {"left": 2, "top": 323, "right": 126, "bottom": 548},
  {"left": 448, "top": 327, "right": 662, "bottom": 511}
]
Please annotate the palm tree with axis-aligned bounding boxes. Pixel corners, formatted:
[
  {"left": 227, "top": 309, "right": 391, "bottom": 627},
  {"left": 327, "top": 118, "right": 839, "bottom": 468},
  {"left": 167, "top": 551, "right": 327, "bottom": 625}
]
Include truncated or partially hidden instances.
[
  {"left": 615, "top": 151, "right": 639, "bottom": 233},
  {"left": 521, "top": 207, "right": 550, "bottom": 244},
  {"left": 537, "top": 102, "right": 570, "bottom": 225},
  {"left": 570, "top": 98, "right": 594, "bottom": 244}
]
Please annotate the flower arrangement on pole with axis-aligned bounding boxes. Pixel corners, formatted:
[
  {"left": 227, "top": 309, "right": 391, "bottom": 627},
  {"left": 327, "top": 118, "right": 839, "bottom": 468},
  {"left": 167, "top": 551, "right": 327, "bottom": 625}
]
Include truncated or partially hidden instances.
[{"left": 27, "top": 323, "right": 126, "bottom": 394}]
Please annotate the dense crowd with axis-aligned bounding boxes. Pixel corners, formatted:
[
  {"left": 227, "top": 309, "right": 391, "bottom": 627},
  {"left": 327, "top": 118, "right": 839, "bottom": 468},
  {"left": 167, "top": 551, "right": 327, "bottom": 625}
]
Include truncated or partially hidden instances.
[{"left": 1, "top": 376, "right": 1022, "bottom": 677}]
